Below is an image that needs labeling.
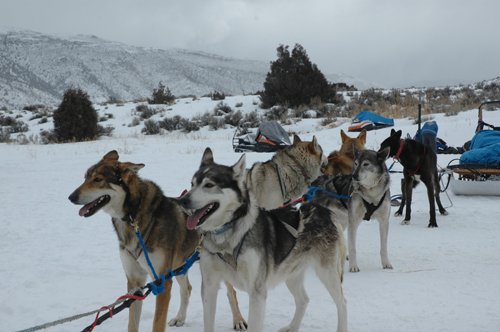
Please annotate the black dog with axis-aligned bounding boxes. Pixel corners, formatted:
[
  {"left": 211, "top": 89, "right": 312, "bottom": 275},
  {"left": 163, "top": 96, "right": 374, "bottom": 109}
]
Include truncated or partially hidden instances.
[{"left": 379, "top": 129, "right": 448, "bottom": 228}]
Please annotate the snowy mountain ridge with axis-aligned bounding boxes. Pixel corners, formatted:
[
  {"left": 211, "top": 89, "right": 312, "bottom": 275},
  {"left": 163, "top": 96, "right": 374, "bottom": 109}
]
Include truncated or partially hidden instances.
[{"left": 0, "top": 27, "right": 379, "bottom": 109}]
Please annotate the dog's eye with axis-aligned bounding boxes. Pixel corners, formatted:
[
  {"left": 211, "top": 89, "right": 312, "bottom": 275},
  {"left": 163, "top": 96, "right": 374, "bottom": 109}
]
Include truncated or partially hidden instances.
[
  {"left": 94, "top": 177, "right": 103, "bottom": 182},
  {"left": 363, "top": 162, "right": 369, "bottom": 167},
  {"left": 204, "top": 183, "right": 214, "bottom": 188}
]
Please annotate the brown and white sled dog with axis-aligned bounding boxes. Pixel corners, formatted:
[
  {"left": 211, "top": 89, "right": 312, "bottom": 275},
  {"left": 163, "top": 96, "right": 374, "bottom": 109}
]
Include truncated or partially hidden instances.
[
  {"left": 324, "top": 129, "right": 367, "bottom": 176},
  {"left": 68, "top": 151, "right": 246, "bottom": 332},
  {"left": 179, "top": 149, "right": 348, "bottom": 332},
  {"left": 307, "top": 147, "right": 393, "bottom": 272},
  {"left": 246, "top": 135, "right": 327, "bottom": 210}
]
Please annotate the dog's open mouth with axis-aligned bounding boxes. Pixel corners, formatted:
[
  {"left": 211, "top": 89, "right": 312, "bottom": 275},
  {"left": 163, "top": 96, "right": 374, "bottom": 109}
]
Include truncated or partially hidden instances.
[
  {"left": 186, "top": 202, "right": 219, "bottom": 230},
  {"left": 79, "top": 195, "right": 111, "bottom": 217}
]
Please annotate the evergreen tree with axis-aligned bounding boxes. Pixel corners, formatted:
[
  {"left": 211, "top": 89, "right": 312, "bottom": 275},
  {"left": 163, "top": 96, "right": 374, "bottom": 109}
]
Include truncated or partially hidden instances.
[
  {"left": 260, "top": 44, "right": 336, "bottom": 109},
  {"left": 148, "top": 81, "right": 175, "bottom": 104},
  {"left": 53, "top": 87, "right": 98, "bottom": 142}
]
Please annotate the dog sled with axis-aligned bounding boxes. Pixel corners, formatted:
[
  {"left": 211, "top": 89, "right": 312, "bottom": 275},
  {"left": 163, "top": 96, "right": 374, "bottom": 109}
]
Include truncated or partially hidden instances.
[
  {"left": 348, "top": 110, "right": 394, "bottom": 132},
  {"left": 232, "top": 120, "right": 292, "bottom": 153},
  {"left": 446, "top": 101, "right": 500, "bottom": 196}
]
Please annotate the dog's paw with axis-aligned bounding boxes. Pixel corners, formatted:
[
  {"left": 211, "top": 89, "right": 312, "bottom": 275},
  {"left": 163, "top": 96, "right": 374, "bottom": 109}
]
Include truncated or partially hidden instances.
[
  {"left": 233, "top": 319, "right": 248, "bottom": 331},
  {"left": 383, "top": 263, "right": 393, "bottom": 269},
  {"left": 440, "top": 210, "right": 449, "bottom": 216},
  {"left": 428, "top": 223, "right": 438, "bottom": 228},
  {"left": 400, "top": 219, "right": 410, "bottom": 225},
  {"left": 394, "top": 211, "right": 403, "bottom": 217},
  {"left": 277, "top": 325, "right": 297, "bottom": 332},
  {"left": 168, "top": 316, "right": 186, "bottom": 327},
  {"left": 349, "top": 266, "right": 360, "bottom": 273}
]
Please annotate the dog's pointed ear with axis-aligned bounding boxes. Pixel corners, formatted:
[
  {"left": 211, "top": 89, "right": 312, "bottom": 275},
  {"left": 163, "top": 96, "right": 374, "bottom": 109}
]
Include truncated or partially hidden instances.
[
  {"left": 353, "top": 144, "right": 360, "bottom": 157},
  {"left": 390, "top": 129, "right": 396, "bottom": 136},
  {"left": 232, "top": 154, "right": 246, "bottom": 181},
  {"left": 200, "top": 147, "right": 214, "bottom": 167},
  {"left": 118, "top": 162, "right": 145, "bottom": 185},
  {"left": 101, "top": 150, "right": 119, "bottom": 162},
  {"left": 358, "top": 130, "right": 367, "bottom": 145},
  {"left": 308, "top": 136, "right": 319, "bottom": 154},
  {"left": 395, "top": 130, "right": 402, "bottom": 139},
  {"left": 340, "top": 129, "right": 348, "bottom": 143},
  {"left": 378, "top": 146, "right": 391, "bottom": 162},
  {"left": 293, "top": 134, "right": 302, "bottom": 145}
]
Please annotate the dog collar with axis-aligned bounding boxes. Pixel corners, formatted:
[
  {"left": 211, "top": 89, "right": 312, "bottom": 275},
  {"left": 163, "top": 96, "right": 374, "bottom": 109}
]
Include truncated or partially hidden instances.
[
  {"left": 394, "top": 139, "right": 404, "bottom": 160},
  {"left": 286, "top": 153, "right": 310, "bottom": 181},
  {"left": 209, "top": 221, "right": 236, "bottom": 235}
]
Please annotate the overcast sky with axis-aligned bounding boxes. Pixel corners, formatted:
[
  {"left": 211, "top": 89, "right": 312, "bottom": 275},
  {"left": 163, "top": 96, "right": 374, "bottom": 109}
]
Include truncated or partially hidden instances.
[{"left": 2, "top": 0, "right": 499, "bottom": 88}]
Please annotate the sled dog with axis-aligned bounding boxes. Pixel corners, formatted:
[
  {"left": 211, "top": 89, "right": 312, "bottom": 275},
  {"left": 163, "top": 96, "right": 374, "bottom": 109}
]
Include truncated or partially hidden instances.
[
  {"left": 379, "top": 129, "right": 448, "bottom": 228},
  {"left": 307, "top": 147, "right": 393, "bottom": 272},
  {"left": 324, "top": 129, "right": 367, "bottom": 176},
  {"left": 68, "top": 151, "right": 246, "bottom": 332},
  {"left": 179, "top": 149, "right": 348, "bottom": 332},
  {"left": 246, "top": 135, "right": 327, "bottom": 210}
]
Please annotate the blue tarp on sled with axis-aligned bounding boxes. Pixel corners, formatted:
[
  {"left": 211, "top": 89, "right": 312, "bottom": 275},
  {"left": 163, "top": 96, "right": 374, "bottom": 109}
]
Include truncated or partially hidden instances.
[
  {"left": 460, "top": 130, "right": 500, "bottom": 166},
  {"left": 348, "top": 111, "right": 394, "bottom": 132}
]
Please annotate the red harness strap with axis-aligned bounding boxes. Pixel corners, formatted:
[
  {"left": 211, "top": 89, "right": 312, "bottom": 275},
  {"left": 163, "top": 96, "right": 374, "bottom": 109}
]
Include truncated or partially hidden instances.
[
  {"left": 408, "top": 147, "right": 426, "bottom": 176},
  {"left": 278, "top": 197, "right": 304, "bottom": 209},
  {"left": 394, "top": 139, "right": 404, "bottom": 160}
]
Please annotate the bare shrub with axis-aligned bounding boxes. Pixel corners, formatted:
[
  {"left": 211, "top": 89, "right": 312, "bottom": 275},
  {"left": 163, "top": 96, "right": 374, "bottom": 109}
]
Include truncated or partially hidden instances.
[
  {"left": 265, "top": 105, "right": 289, "bottom": 121},
  {"left": 159, "top": 115, "right": 182, "bottom": 132},
  {"left": 224, "top": 110, "right": 243, "bottom": 127},
  {"left": 0, "top": 128, "right": 10, "bottom": 142},
  {"left": 128, "top": 117, "right": 141, "bottom": 127},
  {"left": 214, "top": 101, "right": 232, "bottom": 114},
  {"left": 97, "top": 124, "right": 115, "bottom": 137},
  {"left": 211, "top": 90, "right": 226, "bottom": 100},
  {"left": 142, "top": 120, "right": 161, "bottom": 135}
]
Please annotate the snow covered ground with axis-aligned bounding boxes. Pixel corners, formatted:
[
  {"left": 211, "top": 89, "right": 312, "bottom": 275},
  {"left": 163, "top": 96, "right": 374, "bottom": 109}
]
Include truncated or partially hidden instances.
[{"left": 1, "top": 96, "right": 500, "bottom": 332}]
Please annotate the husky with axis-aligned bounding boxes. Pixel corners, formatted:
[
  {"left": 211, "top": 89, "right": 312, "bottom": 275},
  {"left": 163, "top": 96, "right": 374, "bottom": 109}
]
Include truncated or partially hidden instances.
[
  {"left": 179, "top": 149, "right": 348, "bottom": 332},
  {"left": 68, "top": 151, "right": 246, "bottom": 332},
  {"left": 379, "top": 129, "right": 449, "bottom": 228},
  {"left": 324, "top": 129, "right": 366, "bottom": 176},
  {"left": 307, "top": 147, "right": 393, "bottom": 272},
  {"left": 246, "top": 135, "right": 327, "bottom": 210}
]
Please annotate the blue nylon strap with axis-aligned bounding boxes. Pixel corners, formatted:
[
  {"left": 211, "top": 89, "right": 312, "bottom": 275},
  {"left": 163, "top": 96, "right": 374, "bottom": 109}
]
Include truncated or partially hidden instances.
[
  {"left": 304, "top": 186, "right": 352, "bottom": 202},
  {"left": 135, "top": 230, "right": 200, "bottom": 296},
  {"left": 136, "top": 230, "right": 159, "bottom": 281}
]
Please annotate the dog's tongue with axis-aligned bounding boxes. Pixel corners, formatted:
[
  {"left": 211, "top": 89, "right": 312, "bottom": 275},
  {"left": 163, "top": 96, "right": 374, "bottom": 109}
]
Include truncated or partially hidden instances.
[
  {"left": 186, "top": 205, "right": 210, "bottom": 230},
  {"left": 78, "top": 199, "right": 99, "bottom": 217}
]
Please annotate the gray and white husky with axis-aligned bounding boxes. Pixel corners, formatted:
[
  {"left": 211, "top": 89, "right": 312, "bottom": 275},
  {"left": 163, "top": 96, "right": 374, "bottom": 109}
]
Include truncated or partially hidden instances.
[
  {"left": 307, "top": 147, "right": 393, "bottom": 272},
  {"left": 247, "top": 135, "right": 327, "bottom": 210},
  {"left": 179, "top": 148, "right": 348, "bottom": 332}
]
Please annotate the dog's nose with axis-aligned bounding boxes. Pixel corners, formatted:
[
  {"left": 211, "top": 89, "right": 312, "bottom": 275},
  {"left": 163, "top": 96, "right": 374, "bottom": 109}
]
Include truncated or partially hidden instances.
[
  {"left": 68, "top": 191, "right": 78, "bottom": 203},
  {"left": 179, "top": 196, "right": 190, "bottom": 209}
]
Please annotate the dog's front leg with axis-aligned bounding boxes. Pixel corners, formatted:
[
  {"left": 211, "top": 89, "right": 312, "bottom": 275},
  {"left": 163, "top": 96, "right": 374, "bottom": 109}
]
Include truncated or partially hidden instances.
[
  {"left": 378, "top": 215, "right": 393, "bottom": 270},
  {"left": 247, "top": 287, "right": 268, "bottom": 332},
  {"left": 168, "top": 275, "right": 192, "bottom": 327},
  {"left": 201, "top": 267, "right": 221, "bottom": 332},
  {"left": 395, "top": 178, "right": 406, "bottom": 217},
  {"left": 225, "top": 281, "right": 248, "bottom": 330},
  {"left": 152, "top": 279, "right": 173, "bottom": 332},
  {"left": 347, "top": 210, "right": 362, "bottom": 273},
  {"left": 121, "top": 250, "right": 148, "bottom": 332},
  {"left": 127, "top": 278, "right": 145, "bottom": 332},
  {"left": 401, "top": 174, "right": 413, "bottom": 225}
]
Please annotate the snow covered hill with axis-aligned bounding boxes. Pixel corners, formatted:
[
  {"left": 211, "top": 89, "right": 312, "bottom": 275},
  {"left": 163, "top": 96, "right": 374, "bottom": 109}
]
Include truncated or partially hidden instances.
[{"left": 0, "top": 27, "right": 380, "bottom": 109}]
